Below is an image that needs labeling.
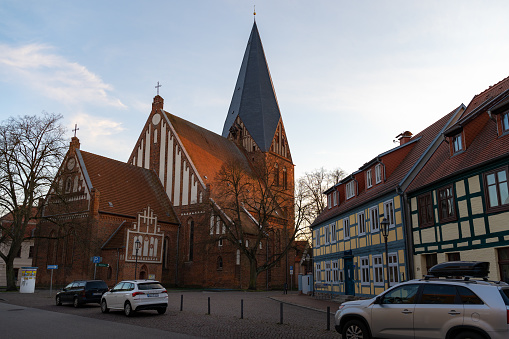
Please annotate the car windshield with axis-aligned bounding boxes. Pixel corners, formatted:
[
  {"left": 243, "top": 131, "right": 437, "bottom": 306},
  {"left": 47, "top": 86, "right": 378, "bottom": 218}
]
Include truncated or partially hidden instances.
[{"left": 137, "top": 282, "right": 164, "bottom": 290}]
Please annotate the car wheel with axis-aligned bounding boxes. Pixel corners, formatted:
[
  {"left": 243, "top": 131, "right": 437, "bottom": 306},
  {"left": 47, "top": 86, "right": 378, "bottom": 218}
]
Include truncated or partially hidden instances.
[
  {"left": 73, "top": 297, "right": 80, "bottom": 308},
  {"left": 342, "top": 319, "right": 371, "bottom": 339},
  {"left": 157, "top": 308, "right": 166, "bottom": 315},
  {"left": 454, "top": 331, "right": 484, "bottom": 339},
  {"left": 101, "top": 299, "right": 109, "bottom": 313},
  {"left": 124, "top": 301, "right": 134, "bottom": 317},
  {"left": 56, "top": 296, "right": 62, "bottom": 306}
]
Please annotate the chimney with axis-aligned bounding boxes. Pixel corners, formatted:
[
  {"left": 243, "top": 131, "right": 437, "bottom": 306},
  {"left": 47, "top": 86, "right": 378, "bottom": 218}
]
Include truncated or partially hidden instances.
[{"left": 396, "top": 131, "right": 413, "bottom": 145}]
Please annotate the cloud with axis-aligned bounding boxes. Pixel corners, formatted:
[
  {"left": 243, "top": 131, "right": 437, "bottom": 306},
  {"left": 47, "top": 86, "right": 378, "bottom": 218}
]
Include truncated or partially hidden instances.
[{"left": 0, "top": 43, "right": 126, "bottom": 108}]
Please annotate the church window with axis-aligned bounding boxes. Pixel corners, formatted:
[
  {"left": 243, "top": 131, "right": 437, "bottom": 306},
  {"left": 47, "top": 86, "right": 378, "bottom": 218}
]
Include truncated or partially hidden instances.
[
  {"left": 47, "top": 230, "right": 57, "bottom": 264},
  {"left": 283, "top": 168, "right": 288, "bottom": 189},
  {"left": 163, "top": 237, "right": 169, "bottom": 269},
  {"left": 73, "top": 176, "right": 79, "bottom": 192},
  {"left": 218, "top": 238, "right": 223, "bottom": 247},
  {"left": 199, "top": 192, "right": 203, "bottom": 203},
  {"left": 274, "top": 164, "right": 279, "bottom": 186},
  {"left": 210, "top": 215, "right": 214, "bottom": 235},
  {"left": 236, "top": 250, "right": 240, "bottom": 265},
  {"left": 217, "top": 256, "right": 223, "bottom": 270},
  {"left": 107, "top": 266, "right": 112, "bottom": 280},
  {"left": 65, "top": 177, "right": 72, "bottom": 193},
  {"left": 188, "top": 219, "right": 194, "bottom": 261}
]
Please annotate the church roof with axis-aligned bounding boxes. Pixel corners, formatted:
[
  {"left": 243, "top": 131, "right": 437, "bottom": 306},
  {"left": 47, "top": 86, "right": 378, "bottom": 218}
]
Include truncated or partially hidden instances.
[
  {"left": 222, "top": 21, "right": 282, "bottom": 152},
  {"left": 165, "top": 112, "right": 253, "bottom": 195},
  {"left": 77, "top": 150, "right": 179, "bottom": 225}
]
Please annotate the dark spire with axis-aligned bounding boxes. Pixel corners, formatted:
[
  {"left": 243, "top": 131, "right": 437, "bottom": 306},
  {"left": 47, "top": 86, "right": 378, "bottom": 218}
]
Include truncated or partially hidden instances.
[{"left": 222, "top": 21, "right": 282, "bottom": 152}]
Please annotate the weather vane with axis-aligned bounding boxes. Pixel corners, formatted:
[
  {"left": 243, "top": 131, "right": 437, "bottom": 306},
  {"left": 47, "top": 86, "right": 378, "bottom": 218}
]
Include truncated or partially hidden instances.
[
  {"left": 72, "top": 124, "right": 79, "bottom": 137},
  {"left": 155, "top": 81, "right": 162, "bottom": 96}
]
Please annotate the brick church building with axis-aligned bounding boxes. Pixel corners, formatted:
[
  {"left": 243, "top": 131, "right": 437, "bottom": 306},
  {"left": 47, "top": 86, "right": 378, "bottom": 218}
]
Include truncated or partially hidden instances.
[{"left": 35, "top": 21, "right": 296, "bottom": 289}]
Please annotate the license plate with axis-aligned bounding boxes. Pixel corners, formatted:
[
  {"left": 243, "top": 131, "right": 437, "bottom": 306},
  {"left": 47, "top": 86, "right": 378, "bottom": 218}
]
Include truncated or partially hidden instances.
[
  {"left": 93, "top": 293, "right": 102, "bottom": 296},
  {"left": 147, "top": 293, "right": 158, "bottom": 297}
]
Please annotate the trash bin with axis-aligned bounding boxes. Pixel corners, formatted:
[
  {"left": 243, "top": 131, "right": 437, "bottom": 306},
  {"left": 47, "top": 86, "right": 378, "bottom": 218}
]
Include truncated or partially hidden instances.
[{"left": 19, "top": 267, "right": 37, "bottom": 293}]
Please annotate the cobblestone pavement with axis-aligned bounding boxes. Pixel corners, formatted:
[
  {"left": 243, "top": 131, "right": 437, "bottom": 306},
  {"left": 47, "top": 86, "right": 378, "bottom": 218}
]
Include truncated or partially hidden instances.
[{"left": 0, "top": 289, "right": 343, "bottom": 338}]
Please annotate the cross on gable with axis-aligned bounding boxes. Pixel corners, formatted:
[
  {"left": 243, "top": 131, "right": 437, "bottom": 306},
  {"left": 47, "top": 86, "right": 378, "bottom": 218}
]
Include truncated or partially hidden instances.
[{"left": 72, "top": 124, "right": 79, "bottom": 137}]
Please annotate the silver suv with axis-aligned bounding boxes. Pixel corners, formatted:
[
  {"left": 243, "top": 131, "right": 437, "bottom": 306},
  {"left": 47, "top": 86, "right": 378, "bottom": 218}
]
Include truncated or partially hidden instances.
[{"left": 335, "top": 262, "right": 509, "bottom": 339}]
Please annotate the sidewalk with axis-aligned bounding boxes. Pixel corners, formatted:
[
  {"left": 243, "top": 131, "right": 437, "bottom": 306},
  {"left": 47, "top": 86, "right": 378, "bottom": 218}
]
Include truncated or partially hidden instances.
[{"left": 269, "top": 292, "right": 343, "bottom": 313}]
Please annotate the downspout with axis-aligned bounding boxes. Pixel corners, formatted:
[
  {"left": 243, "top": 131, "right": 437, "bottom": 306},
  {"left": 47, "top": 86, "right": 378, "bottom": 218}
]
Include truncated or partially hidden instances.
[
  {"left": 396, "top": 185, "right": 414, "bottom": 280},
  {"left": 175, "top": 222, "right": 181, "bottom": 286}
]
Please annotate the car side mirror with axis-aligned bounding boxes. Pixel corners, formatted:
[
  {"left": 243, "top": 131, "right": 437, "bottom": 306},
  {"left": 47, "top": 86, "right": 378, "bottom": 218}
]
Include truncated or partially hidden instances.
[{"left": 374, "top": 296, "right": 382, "bottom": 304}]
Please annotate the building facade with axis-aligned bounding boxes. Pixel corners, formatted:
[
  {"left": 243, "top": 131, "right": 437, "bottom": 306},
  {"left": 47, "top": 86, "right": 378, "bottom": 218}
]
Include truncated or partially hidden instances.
[{"left": 408, "top": 76, "right": 509, "bottom": 282}]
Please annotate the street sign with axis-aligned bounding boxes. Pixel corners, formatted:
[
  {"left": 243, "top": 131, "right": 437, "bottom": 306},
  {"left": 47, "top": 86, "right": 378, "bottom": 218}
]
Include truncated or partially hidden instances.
[
  {"left": 290, "top": 265, "right": 293, "bottom": 275},
  {"left": 47, "top": 265, "right": 58, "bottom": 269},
  {"left": 92, "top": 256, "right": 102, "bottom": 263},
  {"left": 96, "top": 263, "right": 109, "bottom": 267}
]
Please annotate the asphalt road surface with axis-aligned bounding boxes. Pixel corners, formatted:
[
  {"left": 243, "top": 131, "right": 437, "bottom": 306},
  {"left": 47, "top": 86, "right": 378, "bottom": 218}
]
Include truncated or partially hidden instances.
[{"left": 0, "top": 290, "right": 341, "bottom": 338}]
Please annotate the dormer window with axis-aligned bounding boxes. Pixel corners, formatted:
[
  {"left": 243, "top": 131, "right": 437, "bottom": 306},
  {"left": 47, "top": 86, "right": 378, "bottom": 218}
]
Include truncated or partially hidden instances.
[
  {"left": 366, "top": 169, "right": 373, "bottom": 188},
  {"left": 333, "top": 190, "right": 338, "bottom": 206},
  {"left": 375, "top": 164, "right": 382, "bottom": 184},
  {"left": 502, "top": 112, "right": 509, "bottom": 133},
  {"left": 327, "top": 194, "right": 332, "bottom": 209},
  {"left": 452, "top": 133, "right": 463, "bottom": 153},
  {"left": 346, "top": 181, "right": 355, "bottom": 199}
]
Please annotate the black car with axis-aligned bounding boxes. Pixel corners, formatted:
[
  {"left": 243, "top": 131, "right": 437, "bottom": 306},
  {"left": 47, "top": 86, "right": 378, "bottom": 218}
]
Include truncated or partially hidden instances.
[{"left": 56, "top": 280, "right": 109, "bottom": 307}]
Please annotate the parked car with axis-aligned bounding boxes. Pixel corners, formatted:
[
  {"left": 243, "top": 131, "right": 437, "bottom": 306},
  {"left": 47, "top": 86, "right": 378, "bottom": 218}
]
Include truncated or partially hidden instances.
[
  {"left": 335, "top": 261, "right": 509, "bottom": 339},
  {"left": 100, "top": 280, "right": 168, "bottom": 316},
  {"left": 56, "top": 280, "right": 109, "bottom": 307}
]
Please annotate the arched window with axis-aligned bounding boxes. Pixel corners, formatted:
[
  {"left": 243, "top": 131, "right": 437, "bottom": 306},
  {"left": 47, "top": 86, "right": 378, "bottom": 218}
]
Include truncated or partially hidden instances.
[
  {"left": 162, "top": 237, "right": 169, "bottom": 269},
  {"left": 47, "top": 230, "right": 57, "bottom": 264},
  {"left": 65, "top": 229, "right": 75, "bottom": 266},
  {"left": 274, "top": 163, "right": 279, "bottom": 187},
  {"left": 188, "top": 219, "right": 194, "bottom": 261},
  {"left": 65, "top": 177, "right": 72, "bottom": 193},
  {"left": 217, "top": 256, "right": 223, "bottom": 270},
  {"left": 283, "top": 168, "right": 288, "bottom": 190}
]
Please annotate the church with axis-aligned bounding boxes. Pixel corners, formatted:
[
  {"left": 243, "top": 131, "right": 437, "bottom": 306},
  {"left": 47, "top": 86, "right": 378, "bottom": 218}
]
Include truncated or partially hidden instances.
[{"left": 34, "top": 21, "right": 296, "bottom": 289}]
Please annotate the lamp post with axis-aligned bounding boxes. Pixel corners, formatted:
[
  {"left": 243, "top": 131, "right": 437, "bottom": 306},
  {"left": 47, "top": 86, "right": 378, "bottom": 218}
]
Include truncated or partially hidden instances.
[
  {"left": 134, "top": 238, "right": 141, "bottom": 280},
  {"left": 380, "top": 217, "right": 390, "bottom": 289}
]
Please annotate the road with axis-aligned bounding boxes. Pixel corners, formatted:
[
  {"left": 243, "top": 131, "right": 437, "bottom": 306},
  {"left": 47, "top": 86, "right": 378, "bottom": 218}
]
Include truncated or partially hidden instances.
[{"left": 0, "top": 290, "right": 341, "bottom": 338}]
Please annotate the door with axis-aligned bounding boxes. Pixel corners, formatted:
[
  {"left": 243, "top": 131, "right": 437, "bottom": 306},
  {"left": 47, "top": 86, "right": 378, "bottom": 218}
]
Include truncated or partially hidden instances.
[
  {"left": 371, "top": 283, "right": 419, "bottom": 339},
  {"left": 108, "top": 282, "right": 125, "bottom": 308},
  {"left": 344, "top": 258, "right": 355, "bottom": 295}
]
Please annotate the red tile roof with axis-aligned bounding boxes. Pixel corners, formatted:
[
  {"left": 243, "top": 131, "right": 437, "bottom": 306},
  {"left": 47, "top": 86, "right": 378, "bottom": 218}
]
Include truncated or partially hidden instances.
[
  {"left": 0, "top": 207, "right": 38, "bottom": 238},
  {"left": 461, "top": 75, "right": 509, "bottom": 120},
  {"left": 79, "top": 151, "right": 179, "bottom": 225},
  {"left": 311, "top": 107, "right": 459, "bottom": 227}
]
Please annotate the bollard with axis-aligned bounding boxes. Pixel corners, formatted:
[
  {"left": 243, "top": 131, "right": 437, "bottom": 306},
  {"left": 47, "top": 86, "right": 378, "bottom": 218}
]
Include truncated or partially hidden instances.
[
  {"left": 180, "top": 294, "right": 183, "bottom": 311},
  {"left": 327, "top": 306, "right": 330, "bottom": 331},
  {"left": 241, "top": 299, "right": 244, "bottom": 319},
  {"left": 280, "top": 302, "right": 283, "bottom": 324},
  {"left": 208, "top": 296, "right": 210, "bottom": 315}
]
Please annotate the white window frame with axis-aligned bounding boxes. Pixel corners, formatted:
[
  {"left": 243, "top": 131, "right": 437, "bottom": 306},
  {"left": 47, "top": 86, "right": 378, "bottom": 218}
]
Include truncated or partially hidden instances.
[
  {"left": 315, "top": 262, "right": 321, "bottom": 282},
  {"left": 366, "top": 169, "right": 372, "bottom": 188},
  {"left": 346, "top": 181, "right": 355, "bottom": 199},
  {"left": 333, "top": 191, "right": 338, "bottom": 206},
  {"left": 375, "top": 164, "right": 382, "bottom": 184},
  {"left": 331, "top": 223, "right": 337, "bottom": 243},
  {"left": 324, "top": 225, "right": 330, "bottom": 244},
  {"left": 370, "top": 206, "right": 380, "bottom": 232},
  {"left": 373, "top": 254, "right": 384, "bottom": 286},
  {"left": 325, "top": 261, "right": 331, "bottom": 283},
  {"left": 358, "top": 211, "right": 366, "bottom": 236},
  {"left": 343, "top": 218, "right": 350, "bottom": 240},
  {"left": 503, "top": 112, "right": 509, "bottom": 132},
  {"left": 360, "top": 256, "right": 370, "bottom": 285},
  {"left": 452, "top": 134, "right": 463, "bottom": 153},
  {"left": 315, "top": 230, "right": 320, "bottom": 247},
  {"left": 388, "top": 252, "right": 399, "bottom": 286},
  {"left": 328, "top": 194, "right": 332, "bottom": 209},
  {"left": 384, "top": 200, "right": 395, "bottom": 228},
  {"left": 332, "top": 260, "right": 339, "bottom": 283}
]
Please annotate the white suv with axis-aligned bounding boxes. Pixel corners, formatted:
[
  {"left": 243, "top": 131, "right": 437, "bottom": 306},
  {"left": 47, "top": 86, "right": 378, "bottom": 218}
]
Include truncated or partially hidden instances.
[
  {"left": 100, "top": 280, "right": 168, "bottom": 316},
  {"left": 335, "top": 262, "right": 509, "bottom": 339}
]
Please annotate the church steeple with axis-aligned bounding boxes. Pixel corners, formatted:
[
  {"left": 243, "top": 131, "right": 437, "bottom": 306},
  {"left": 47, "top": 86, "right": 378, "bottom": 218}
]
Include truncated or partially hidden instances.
[{"left": 222, "top": 22, "right": 283, "bottom": 154}]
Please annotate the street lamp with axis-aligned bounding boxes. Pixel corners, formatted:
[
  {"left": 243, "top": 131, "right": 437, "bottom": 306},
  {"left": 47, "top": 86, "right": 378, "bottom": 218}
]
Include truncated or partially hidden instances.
[
  {"left": 134, "top": 238, "right": 141, "bottom": 280},
  {"left": 380, "top": 217, "right": 390, "bottom": 289}
]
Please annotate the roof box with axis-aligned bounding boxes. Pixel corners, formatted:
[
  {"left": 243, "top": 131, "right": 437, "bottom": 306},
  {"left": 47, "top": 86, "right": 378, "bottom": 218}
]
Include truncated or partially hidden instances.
[{"left": 428, "top": 261, "right": 490, "bottom": 278}]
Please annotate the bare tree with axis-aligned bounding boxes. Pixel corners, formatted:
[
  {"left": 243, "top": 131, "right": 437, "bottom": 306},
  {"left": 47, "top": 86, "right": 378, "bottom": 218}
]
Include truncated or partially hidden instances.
[
  {"left": 295, "top": 167, "right": 346, "bottom": 241},
  {"left": 213, "top": 157, "right": 297, "bottom": 290},
  {"left": 0, "top": 113, "right": 66, "bottom": 290}
]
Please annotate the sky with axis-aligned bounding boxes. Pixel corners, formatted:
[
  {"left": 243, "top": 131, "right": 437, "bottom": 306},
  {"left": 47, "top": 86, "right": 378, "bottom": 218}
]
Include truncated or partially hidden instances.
[{"left": 1, "top": 1, "right": 509, "bottom": 179}]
